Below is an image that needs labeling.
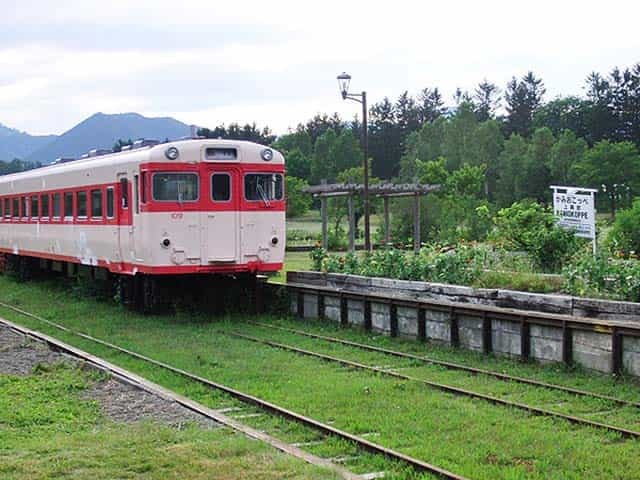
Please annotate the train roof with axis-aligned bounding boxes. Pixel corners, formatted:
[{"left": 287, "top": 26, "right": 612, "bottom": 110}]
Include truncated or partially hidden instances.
[{"left": 0, "top": 139, "right": 284, "bottom": 185}]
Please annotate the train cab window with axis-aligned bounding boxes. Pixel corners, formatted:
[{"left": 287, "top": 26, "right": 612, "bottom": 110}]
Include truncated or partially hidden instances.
[
  {"left": 152, "top": 173, "right": 199, "bottom": 202},
  {"left": 106, "top": 187, "right": 114, "bottom": 218},
  {"left": 211, "top": 173, "right": 231, "bottom": 201},
  {"left": 30, "top": 195, "right": 39, "bottom": 218},
  {"left": 64, "top": 192, "right": 73, "bottom": 218},
  {"left": 120, "top": 178, "right": 129, "bottom": 209},
  {"left": 41, "top": 194, "right": 50, "bottom": 218},
  {"left": 91, "top": 189, "right": 103, "bottom": 218},
  {"left": 52, "top": 193, "right": 61, "bottom": 218},
  {"left": 77, "top": 191, "right": 87, "bottom": 218},
  {"left": 12, "top": 198, "right": 19, "bottom": 218},
  {"left": 244, "top": 173, "right": 283, "bottom": 202}
]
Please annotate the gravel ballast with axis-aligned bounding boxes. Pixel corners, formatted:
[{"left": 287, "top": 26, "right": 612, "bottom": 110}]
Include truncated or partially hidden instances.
[{"left": 0, "top": 325, "right": 219, "bottom": 428}]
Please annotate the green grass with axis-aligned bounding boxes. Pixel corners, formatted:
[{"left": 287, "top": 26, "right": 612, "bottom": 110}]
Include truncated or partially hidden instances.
[
  {"left": 0, "top": 362, "right": 338, "bottom": 480},
  {"left": 2, "top": 275, "right": 640, "bottom": 479},
  {"left": 272, "top": 250, "right": 312, "bottom": 283}
]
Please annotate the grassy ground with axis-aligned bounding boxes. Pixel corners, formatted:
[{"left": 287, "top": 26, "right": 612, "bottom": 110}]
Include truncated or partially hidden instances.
[
  {"left": 0, "top": 362, "right": 338, "bottom": 480},
  {"left": 1, "top": 275, "right": 640, "bottom": 479}
]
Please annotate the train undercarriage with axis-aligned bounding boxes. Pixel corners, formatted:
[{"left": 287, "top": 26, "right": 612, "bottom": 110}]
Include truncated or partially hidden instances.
[{"left": 0, "top": 253, "right": 265, "bottom": 314}]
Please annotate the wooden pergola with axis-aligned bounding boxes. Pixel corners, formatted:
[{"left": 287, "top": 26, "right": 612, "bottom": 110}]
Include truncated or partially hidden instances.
[{"left": 304, "top": 183, "right": 441, "bottom": 253}]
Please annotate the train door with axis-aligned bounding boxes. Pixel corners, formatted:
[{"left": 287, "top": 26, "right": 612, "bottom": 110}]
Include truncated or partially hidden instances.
[
  {"left": 204, "top": 167, "right": 238, "bottom": 262},
  {"left": 116, "top": 174, "right": 132, "bottom": 265}
]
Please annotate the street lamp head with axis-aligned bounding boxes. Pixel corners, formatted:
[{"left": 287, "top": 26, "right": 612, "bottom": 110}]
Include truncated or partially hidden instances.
[{"left": 337, "top": 72, "right": 351, "bottom": 100}]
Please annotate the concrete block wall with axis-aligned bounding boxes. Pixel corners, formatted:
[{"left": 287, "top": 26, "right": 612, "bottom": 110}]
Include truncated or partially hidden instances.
[
  {"left": 288, "top": 271, "right": 640, "bottom": 322},
  {"left": 289, "top": 288, "right": 638, "bottom": 376}
]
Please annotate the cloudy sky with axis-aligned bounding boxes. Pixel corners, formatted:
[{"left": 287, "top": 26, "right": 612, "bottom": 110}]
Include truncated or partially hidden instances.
[{"left": 2, "top": 0, "right": 639, "bottom": 136}]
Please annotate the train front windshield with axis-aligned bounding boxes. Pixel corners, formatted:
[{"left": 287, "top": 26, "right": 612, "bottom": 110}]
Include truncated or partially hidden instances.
[
  {"left": 152, "top": 173, "right": 199, "bottom": 202},
  {"left": 244, "top": 173, "right": 283, "bottom": 202}
]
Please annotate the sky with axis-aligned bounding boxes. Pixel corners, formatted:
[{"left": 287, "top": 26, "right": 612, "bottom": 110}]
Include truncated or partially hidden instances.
[{"left": 1, "top": 0, "right": 639, "bottom": 136}]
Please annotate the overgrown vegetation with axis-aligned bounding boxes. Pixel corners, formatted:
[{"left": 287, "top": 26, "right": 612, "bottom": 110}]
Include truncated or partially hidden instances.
[
  {"left": 0, "top": 362, "right": 336, "bottom": 480},
  {"left": 2, "top": 276, "right": 640, "bottom": 479}
]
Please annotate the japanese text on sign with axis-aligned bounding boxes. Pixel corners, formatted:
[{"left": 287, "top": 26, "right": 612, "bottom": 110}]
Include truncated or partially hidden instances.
[{"left": 552, "top": 190, "right": 595, "bottom": 239}]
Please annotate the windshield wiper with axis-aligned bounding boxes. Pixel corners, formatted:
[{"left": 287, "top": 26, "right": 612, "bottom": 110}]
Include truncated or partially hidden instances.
[{"left": 256, "top": 183, "right": 271, "bottom": 207}]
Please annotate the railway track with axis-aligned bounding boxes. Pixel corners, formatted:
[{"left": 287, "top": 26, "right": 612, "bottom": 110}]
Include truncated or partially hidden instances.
[
  {"left": 250, "top": 320, "right": 640, "bottom": 409},
  {"left": 0, "top": 301, "right": 467, "bottom": 480},
  {"left": 224, "top": 329, "right": 640, "bottom": 439}
]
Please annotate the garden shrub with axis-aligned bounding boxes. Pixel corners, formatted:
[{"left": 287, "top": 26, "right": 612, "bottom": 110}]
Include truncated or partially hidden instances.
[
  {"left": 563, "top": 253, "right": 640, "bottom": 302},
  {"left": 607, "top": 198, "right": 640, "bottom": 257},
  {"left": 492, "top": 201, "right": 580, "bottom": 272}
]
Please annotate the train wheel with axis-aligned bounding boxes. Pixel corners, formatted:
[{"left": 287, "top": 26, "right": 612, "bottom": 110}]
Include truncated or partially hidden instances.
[
  {"left": 117, "top": 275, "right": 135, "bottom": 307},
  {"left": 134, "top": 275, "right": 159, "bottom": 313},
  {"left": 17, "top": 257, "right": 33, "bottom": 283}
]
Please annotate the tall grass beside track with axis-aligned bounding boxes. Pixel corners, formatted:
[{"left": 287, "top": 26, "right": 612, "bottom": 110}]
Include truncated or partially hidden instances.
[{"left": 1, "top": 275, "right": 640, "bottom": 479}]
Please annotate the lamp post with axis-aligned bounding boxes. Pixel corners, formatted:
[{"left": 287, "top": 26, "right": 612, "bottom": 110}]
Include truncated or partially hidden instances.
[{"left": 337, "top": 72, "right": 371, "bottom": 251}]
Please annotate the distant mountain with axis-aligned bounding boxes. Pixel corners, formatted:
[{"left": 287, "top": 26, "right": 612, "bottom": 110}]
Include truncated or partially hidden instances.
[
  {"left": 0, "top": 123, "right": 57, "bottom": 161},
  {"left": 24, "top": 112, "right": 192, "bottom": 164}
]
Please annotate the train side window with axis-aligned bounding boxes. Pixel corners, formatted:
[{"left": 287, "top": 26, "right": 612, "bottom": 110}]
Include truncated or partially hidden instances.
[
  {"left": 3, "top": 199, "right": 9, "bottom": 217},
  {"left": 77, "top": 191, "right": 87, "bottom": 218},
  {"left": 106, "top": 187, "right": 114, "bottom": 218},
  {"left": 20, "top": 197, "right": 26, "bottom": 218},
  {"left": 91, "top": 189, "right": 103, "bottom": 218},
  {"left": 134, "top": 174, "right": 139, "bottom": 214},
  {"left": 120, "top": 178, "right": 129, "bottom": 209},
  {"left": 52, "top": 193, "right": 61, "bottom": 218},
  {"left": 64, "top": 192, "right": 73, "bottom": 218},
  {"left": 30, "top": 195, "right": 39, "bottom": 218},
  {"left": 211, "top": 173, "right": 231, "bottom": 201},
  {"left": 12, "top": 198, "right": 19, "bottom": 218},
  {"left": 41, "top": 194, "right": 50, "bottom": 218}
]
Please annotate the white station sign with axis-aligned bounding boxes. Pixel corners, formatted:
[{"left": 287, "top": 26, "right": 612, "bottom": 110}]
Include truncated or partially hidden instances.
[{"left": 551, "top": 186, "right": 597, "bottom": 240}]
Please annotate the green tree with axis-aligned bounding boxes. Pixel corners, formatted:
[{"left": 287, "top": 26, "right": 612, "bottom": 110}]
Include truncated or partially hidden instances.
[
  {"left": 283, "top": 148, "right": 311, "bottom": 179},
  {"left": 532, "top": 96, "right": 591, "bottom": 140},
  {"left": 572, "top": 140, "right": 640, "bottom": 215},
  {"left": 495, "top": 134, "right": 528, "bottom": 206},
  {"left": 471, "top": 120, "right": 504, "bottom": 199},
  {"left": 310, "top": 129, "right": 362, "bottom": 184},
  {"left": 198, "top": 123, "right": 275, "bottom": 144},
  {"left": 548, "top": 130, "right": 587, "bottom": 185},
  {"left": 272, "top": 130, "right": 313, "bottom": 156},
  {"left": 473, "top": 80, "right": 501, "bottom": 121},
  {"left": 504, "top": 71, "right": 546, "bottom": 137},
  {"left": 522, "top": 127, "right": 554, "bottom": 202},
  {"left": 398, "top": 117, "right": 446, "bottom": 180},
  {"left": 285, "top": 176, "right": 312, "bottom": 217},
  {"left": 442, "top": 102, "right": 478, "bottom": 171}
]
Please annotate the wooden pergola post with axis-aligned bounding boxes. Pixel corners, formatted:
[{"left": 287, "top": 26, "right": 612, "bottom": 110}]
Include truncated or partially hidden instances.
[
  {"left": 305, "top": 183, "right": 439, "bottom": 253},
  {"left": 320, "top": 197, "right": 328, "bottom": 250},
  {"left": 413, "top": 194, "right": 421, "bottom": 253},
  {"left": 383, "top": 196, "right": 390, "bottom": 245},
  {"left": 347, "top": 195, "right": 355, "bottom": 253}
]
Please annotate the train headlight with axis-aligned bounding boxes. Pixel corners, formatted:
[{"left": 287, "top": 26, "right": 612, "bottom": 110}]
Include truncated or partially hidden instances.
[
  {"left": 261, "top": 148, "right": 273, "bottom": 161},
  {"left": 271, "top": 236, "right": 278, "bottom": 246},
  {"left": 161, "top": 238, "right": 171, "bottom": 248},
  {"left": 165, "top": 146, "right": 179, "bottom": 160}
]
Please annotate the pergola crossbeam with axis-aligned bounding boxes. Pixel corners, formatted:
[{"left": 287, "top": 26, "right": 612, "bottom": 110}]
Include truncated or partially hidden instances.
[{"left": 303, "top": 183, "right": 440, "bottom": 253}]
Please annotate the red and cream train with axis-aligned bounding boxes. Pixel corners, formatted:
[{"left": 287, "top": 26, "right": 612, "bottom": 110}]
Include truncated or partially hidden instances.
[{"left": 0, "top": 138, "right": 285, "bottom": 308}]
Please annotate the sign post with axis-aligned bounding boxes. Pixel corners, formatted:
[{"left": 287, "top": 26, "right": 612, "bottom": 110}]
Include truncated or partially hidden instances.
[{"left": 550, "top": 185, "right": 597, "bottom": 255}]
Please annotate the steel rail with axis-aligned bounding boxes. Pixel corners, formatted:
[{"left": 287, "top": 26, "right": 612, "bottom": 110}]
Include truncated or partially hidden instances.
[
  {"left": 0, "top": 301, "right": 468, "bottom": 480},
  {"left": 0, "top": 317, "right": 362, "bottom": 480},
  {"left": 225, "top": 330, "right": 640, "bottom": 440},
  {"left": 250, "top": 321, "right": 640, "bottom": 409}
]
